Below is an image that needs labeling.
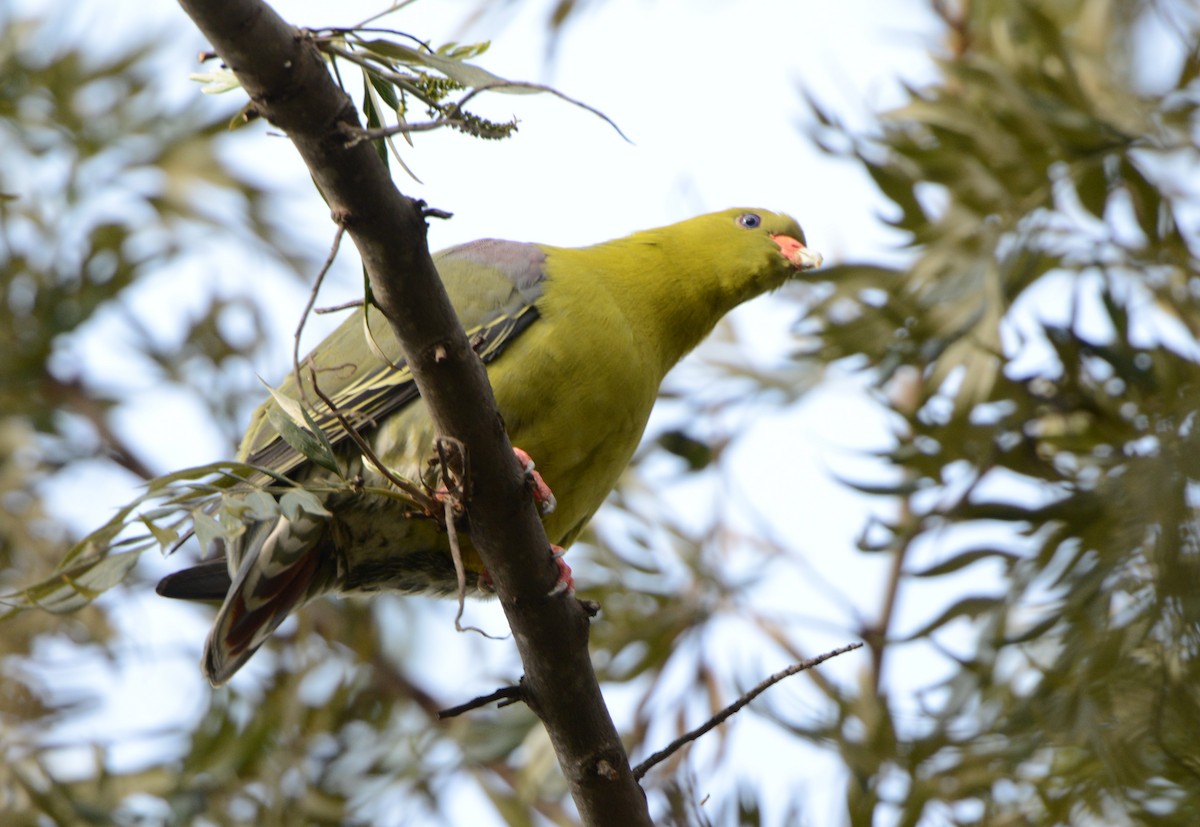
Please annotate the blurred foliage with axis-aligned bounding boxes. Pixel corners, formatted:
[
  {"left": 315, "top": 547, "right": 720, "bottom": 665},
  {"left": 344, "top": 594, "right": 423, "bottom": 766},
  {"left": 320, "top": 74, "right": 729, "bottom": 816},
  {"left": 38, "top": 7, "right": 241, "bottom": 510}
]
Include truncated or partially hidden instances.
[
  {"left": 0, "top": 4, "right": 317, "bottom": 823},
  {"left": 788, "top": 0, "right": 1200, "bottom": 824},
  {"left": 4, "top": 0, "right": 1200, "bottom": 826}
]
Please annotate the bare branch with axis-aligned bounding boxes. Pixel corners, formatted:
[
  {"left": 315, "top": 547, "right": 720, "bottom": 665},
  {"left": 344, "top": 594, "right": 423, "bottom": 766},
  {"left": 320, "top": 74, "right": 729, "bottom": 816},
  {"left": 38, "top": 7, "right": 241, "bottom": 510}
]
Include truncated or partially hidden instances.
[
  {"left": 341, "top": 117, "right": 466, "bottom": 146},
  {"left": 293, "top": 223, "right": 345, "bottom": 404},
  {"left": 438, "top": 684, "right": 525, "bottom": 720},
  {"left": 632, "top": 643, "right": 864, "bottom": 780},
  {"left": 314, "top": 298, "right": 363, "bottom": 315}
]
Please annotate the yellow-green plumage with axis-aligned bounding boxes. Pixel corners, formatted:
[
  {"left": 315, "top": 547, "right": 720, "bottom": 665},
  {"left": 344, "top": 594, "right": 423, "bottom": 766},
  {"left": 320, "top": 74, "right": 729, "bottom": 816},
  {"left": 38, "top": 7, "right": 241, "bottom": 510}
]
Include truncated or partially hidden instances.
[{"left": 157, "top": 208, "right": 821, "bottom": 684}]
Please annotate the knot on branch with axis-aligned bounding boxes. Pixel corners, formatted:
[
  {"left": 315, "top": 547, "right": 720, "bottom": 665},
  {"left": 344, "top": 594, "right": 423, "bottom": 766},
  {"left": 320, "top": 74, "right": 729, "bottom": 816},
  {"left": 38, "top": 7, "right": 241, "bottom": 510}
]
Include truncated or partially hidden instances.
[
  {"left": 594, "top": 758, "right": 620, "bottom": 781},
  {"left": 413, "top": 198, "right": 453, "bottom": 221}
]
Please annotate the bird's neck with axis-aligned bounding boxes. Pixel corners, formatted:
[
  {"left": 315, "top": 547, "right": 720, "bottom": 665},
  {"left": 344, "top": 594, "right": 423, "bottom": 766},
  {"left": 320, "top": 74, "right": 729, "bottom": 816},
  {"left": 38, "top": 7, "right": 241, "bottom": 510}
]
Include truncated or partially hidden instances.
[{"left": 564, "top": 237, "right": 774, "bottom": 377}]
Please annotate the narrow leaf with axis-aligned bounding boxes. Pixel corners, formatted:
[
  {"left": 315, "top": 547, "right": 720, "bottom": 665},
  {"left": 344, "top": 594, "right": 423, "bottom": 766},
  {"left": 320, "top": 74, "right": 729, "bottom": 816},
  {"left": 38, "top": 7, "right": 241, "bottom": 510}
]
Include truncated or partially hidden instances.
[
  {"left": 0, "top": 551, "right": 142, "bottom": 615},
  {"left": 280, "top": 489, "right": 332, "bottom": 521},
  {"left": 262, "top": 384, "right": 342, "bottom": 475},
  {"left": 901, "top": 595, "right": 1003, "bottom": 641}
]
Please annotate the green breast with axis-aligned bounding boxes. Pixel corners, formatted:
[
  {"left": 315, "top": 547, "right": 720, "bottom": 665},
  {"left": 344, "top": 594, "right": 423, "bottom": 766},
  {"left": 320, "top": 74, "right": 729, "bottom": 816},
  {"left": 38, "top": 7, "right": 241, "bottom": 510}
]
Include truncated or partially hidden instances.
[{"left": 487, "top": 259, "right": 662, "bottom": 547}]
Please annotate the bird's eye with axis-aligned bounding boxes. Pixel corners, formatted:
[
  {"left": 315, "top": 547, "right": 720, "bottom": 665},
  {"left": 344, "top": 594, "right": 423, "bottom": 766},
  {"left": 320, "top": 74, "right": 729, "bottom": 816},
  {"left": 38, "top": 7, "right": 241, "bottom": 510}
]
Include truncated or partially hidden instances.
[{"left": 737, "top": 213, "right": 762, "bottom": 229}]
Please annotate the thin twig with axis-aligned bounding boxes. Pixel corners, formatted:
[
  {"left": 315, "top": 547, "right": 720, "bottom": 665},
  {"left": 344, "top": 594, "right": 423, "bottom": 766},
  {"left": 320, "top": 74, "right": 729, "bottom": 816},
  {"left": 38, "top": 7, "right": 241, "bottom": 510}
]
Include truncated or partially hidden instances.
[
  {"left": 445, "top": 496, "right": 468, "bottom": 618},
  {"left": 335, "top": 11, "right": 426, "bottom": 41},
  {"left": 305, "top": 361, "right": 434, "bottom": 511},
  {"left": 315, "top": 298, "right": 364, "bottom": 314},
  {"left": 432, "top": 437, "right": 502, "bottom": 639},
  {"left": 631, "top": 643, "right": 864, "bottom": 780},
  {"left": 438, "top": 684, "right": 525, "bottom": 719},
  {"left": 52, "top": 379, "right": 158, "bottom": 481},
  {"left": 342, "top": 118, "right": 467, "bottom": 146},
  {"left": 294, "top": 224, "right": 346, "bottom": 404},
  {"left": 320, "top": 42, "right": 419, "bottom": 86}
]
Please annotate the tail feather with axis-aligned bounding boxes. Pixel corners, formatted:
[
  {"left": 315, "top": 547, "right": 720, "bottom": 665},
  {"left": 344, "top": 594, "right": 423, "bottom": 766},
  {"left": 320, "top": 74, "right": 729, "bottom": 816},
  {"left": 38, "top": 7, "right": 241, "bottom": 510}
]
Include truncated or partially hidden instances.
[
  {"left": 202, "top": 512, "right": 334, "bottom": 686},
  {"left": 156, "top": 559, "right": 233, "bottom": 602}
]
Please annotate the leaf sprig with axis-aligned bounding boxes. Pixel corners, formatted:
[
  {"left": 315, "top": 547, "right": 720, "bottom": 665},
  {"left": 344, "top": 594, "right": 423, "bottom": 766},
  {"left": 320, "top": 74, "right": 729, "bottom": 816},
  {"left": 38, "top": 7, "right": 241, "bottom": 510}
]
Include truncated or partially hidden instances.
[
  {"left": 0, "top": 406, "right": 428, "bottom": 617},
  {"left": 196, "top": 20, "right": 626, "bottom": 179}
]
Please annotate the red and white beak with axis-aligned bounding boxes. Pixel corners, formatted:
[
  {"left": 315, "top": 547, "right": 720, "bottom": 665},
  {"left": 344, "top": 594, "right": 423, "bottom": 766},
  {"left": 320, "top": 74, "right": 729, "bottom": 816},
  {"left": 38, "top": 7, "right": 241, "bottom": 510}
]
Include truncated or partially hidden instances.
[{"left": 772, "top": 234, "right": 823, "bottom": 271}]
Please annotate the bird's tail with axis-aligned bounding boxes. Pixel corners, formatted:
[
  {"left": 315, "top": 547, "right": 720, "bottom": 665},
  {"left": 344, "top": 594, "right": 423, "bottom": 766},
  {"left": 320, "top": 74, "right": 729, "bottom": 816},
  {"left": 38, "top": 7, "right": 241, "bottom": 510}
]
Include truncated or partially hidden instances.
[{"left": 202, "top": 510, "right": 335, "bottom": 686}]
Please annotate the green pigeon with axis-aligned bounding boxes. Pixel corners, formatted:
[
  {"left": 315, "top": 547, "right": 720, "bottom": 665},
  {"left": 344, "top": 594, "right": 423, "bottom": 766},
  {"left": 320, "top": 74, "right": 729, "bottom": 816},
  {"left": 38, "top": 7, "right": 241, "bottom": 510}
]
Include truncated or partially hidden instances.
[{"left": 157, "top": 208, "right": 823, "bottom": 685}]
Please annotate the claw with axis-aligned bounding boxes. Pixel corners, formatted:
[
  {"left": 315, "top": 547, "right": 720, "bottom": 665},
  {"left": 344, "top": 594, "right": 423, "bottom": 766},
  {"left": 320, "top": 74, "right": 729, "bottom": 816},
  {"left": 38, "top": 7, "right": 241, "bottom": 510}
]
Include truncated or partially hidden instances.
[
  {"left": 513, "top": 446, "right": 557, "bottom": 515},
  {"left": 548, "top": 545, "right": 574, "bottom": 596}
]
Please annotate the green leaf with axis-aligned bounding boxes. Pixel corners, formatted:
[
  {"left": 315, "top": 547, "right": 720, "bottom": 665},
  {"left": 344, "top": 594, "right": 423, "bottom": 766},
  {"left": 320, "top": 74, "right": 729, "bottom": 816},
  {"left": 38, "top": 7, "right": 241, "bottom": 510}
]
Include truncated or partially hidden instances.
[
  {"left": 656, "top": 430, "right": 714, "bottom": 472},
  {"left": 901, "top": 595, "right": 1004, "bottom": 641},
  {"left": 191, "top": 507, "right": 224, "bottom": 553},
  {"left": 833, "top": 473, "right": 922, "bottom": 498},
  {"left": 346, "top": 39, "right": 628, "bottom": 141},
  {"left": 909, "top": 548, "right": 1020, "bottom": 578},
  {"left": 138, "top": 514, "right": 180, "bottom": 547},
  {"left": 280, "top": 489, "right": 331, "bottom": 521},
  {"left": 359, "top": 39, "right": 514, "bottom": 92},
  {"left": 437, "top": 40, "right": 491, "bottom": 61},
  {"left": 362, "top": 67, "right": 421, "bottom": 180},
  {"left": 1073, "top": 159, "right": 1110, "bottom": 220},
  {"left": 263, "top": 384, "right": 342, "bottom": 475},
  {"left": 0, "top": 551, "right": 142, "bottom": 615},
  {"left": 858, "top": 153, "right": 925, "bottom": 229},
  {"left": 236, "top": 489, "right": 279, "bottom": 521},
  {"left": 1120, "top": 157, "right": 1162, "bottom": 242},
  {"left": 360, "top": 299, "right": 405, "bottom": 371}
]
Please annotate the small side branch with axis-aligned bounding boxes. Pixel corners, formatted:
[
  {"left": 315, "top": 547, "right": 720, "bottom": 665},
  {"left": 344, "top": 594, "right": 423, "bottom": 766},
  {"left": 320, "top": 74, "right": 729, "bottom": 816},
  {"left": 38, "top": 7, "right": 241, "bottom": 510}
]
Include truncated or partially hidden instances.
[
  {"left": 632, "top": 642, "right": 864, "bottom": 780},
  {"left": 315, "top": 298, "right": 363, "bottom": 315},
  {"left": 439, "top": 684, "right": 525, "bottom": 719},
  {"left": 293, "top": 223, "right": 346, "bottom": 402}
]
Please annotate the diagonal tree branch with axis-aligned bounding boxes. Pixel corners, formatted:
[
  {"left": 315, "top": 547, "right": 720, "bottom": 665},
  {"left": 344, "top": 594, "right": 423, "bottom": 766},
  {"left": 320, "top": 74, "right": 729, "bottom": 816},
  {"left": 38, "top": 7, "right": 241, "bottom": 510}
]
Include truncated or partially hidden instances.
[{"left": 173, "top": 1, "right": 652, "bottom": 823}]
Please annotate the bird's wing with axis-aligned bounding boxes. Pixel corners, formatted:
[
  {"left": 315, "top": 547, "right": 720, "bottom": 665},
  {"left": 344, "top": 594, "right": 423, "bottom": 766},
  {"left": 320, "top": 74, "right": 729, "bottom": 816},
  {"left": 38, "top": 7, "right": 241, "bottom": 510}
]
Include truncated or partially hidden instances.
[{"left": 241, "top": 240, "right": 549, "bottom": 478}]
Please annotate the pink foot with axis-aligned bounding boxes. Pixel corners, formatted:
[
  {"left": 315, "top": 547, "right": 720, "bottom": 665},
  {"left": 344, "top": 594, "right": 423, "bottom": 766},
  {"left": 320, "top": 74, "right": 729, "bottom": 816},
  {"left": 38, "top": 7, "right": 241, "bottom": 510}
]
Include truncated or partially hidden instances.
[
  {"left": 548, "top": 545, "right": 574, "bottom": 596},
  {"left": 513, "top": 447, "right": 556, "bottom": 515}
]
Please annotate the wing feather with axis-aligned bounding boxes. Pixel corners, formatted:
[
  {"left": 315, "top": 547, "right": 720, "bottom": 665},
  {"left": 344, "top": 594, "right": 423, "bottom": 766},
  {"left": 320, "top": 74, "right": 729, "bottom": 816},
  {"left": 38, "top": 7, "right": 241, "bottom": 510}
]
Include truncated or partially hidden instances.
[{"left": 244, "top": 241, "right": 547, "bottom": 478}]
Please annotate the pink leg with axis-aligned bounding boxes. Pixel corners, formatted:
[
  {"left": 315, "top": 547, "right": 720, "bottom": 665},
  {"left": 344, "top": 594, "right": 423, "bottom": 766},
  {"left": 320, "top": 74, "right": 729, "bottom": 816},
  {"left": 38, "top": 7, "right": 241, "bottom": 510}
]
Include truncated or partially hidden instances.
[
  {"left": 512, "top": 446, "right": 557, "bottom": 515},
  {"left": 548, "top": 545, "right": 574, "bottom": 595}
]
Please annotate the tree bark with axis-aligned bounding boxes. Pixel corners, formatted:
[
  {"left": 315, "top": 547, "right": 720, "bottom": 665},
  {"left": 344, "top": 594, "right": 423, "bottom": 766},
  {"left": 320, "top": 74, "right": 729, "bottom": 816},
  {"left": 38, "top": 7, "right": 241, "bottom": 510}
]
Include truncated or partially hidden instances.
[{"left": 173, "top": 1, "right": 652, "bottom": 823}]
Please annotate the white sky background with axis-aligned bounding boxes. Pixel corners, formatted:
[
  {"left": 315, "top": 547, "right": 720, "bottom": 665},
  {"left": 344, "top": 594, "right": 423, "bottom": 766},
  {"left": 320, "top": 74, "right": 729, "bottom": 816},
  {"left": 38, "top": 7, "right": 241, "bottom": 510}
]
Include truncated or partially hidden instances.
[{"left": 20, "top": 0, "right": 971, "bottom": 824}]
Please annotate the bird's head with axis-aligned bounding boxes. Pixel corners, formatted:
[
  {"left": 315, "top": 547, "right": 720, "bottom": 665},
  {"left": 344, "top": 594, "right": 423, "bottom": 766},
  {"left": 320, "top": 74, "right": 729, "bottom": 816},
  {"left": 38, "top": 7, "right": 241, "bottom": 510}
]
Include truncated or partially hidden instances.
[
  {"left": 724, "top": 207, "right": 823, "bottom": 273},
  {"left": 659, "top": 208, "right": 823, "bottom": 305}
]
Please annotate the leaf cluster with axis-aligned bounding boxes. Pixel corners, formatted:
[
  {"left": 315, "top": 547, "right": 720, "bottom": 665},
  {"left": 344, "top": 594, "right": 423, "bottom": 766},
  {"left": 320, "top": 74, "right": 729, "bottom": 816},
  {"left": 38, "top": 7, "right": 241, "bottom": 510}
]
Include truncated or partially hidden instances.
[
  {"left": 789, "top": 0, "right": 1200, "bottom": 823},
  {"left": 0, "top": 7, "right": 351, "bottom": 821},
  {"left": 300, "top": 23, "right": 622, "bottom": 182}
]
